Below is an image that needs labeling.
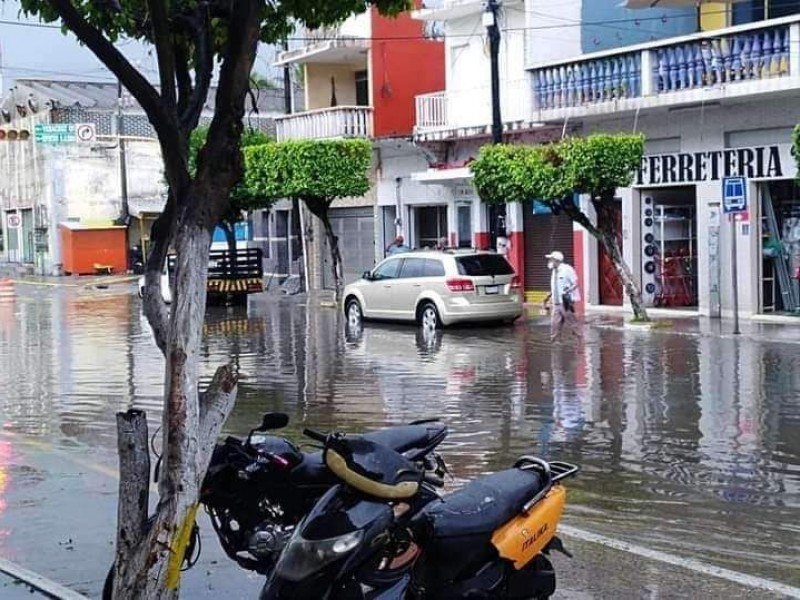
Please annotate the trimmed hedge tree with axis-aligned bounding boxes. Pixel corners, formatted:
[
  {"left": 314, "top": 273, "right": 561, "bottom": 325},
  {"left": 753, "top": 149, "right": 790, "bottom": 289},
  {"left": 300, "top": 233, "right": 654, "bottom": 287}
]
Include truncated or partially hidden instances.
[
  {"left": 470, "top": 133, "right": 649, "bottom": 320},
  {"left": 245, "top": 139, "right": 373, "bottom": 301}
]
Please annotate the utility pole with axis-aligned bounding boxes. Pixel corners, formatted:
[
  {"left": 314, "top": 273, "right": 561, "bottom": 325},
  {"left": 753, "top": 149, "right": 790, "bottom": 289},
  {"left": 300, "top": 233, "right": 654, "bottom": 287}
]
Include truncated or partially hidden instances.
[
  {"left": 485, "top": 0, "right": 502, "bottom": 144},
  {"left": 283, "top": 39, "right": 293, "bottom": 114},
  {"left": 117, "top": 79, "right": 130, "bottom": 224},
  {"left": 484, "top": 0, "right": 506, "bottom": 250}
]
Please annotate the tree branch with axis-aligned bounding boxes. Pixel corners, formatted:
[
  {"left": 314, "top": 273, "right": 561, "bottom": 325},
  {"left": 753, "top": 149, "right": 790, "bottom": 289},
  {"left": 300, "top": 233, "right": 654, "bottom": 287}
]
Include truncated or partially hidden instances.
[
  {"left": 46, "top": 0, "right": 169, "bottom": 132},
  {"left": 562, "top": 199, "right": 601, "bottom": 240},
  {"left": 47, "top": 0, "right": 190, "bottom": 199},
  {"left": 179, "top": 5, "right": 214, "bottom": 133},
  {"left": 142, "top": 191, "right": 177, "bottom": 355},
  {"left": 175, "top": 42, "right": 192, "bottom": 120},
  {"left": 193, "top": 0, "right": 262, "bottom": 227},
  {"left": 113, "top": 410, "right": 150, "bottom": 598},
  {"left": 197, "top": 364, "right": 238, "bottom": 476},
  {"left": 147, "top": 0, "right": 178, "bottom": 112}
]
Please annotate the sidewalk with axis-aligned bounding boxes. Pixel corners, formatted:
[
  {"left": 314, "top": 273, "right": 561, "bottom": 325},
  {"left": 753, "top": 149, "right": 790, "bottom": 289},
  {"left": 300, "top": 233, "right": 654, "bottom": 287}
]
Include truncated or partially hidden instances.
[
  {"left": 524, "top": 304, "right": 800, "bottom": 345},
  {"left": 0, "top": 266, "right": 137, "bottom": 289}
]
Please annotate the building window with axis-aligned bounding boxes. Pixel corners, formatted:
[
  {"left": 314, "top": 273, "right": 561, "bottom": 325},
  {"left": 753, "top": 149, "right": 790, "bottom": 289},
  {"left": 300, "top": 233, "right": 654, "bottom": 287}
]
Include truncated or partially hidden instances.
[
  {"left": 733, "top": 0, "right": 800, "bottom": 24},
  {"left": 355, "top": 70, "right": 369, "bottom": 107},
  {"left": 456, "top": 204, "right": 472, "bottom": 248}
]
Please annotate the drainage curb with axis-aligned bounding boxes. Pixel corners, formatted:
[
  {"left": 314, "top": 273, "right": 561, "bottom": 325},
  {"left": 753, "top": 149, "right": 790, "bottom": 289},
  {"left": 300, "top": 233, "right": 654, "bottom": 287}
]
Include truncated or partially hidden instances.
[{"left": 0, "top": 557, "right": 88, "bottom": 600}]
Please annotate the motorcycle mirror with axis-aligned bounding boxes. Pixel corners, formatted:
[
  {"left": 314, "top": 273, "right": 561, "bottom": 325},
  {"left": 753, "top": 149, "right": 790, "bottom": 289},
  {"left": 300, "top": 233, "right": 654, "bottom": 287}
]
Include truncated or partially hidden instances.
[
  {"left": 245, "top": 413, "right": 290, "bottom": 448},
  {"left": 258, "top": 413, "right": 289, "bottom": 432}
]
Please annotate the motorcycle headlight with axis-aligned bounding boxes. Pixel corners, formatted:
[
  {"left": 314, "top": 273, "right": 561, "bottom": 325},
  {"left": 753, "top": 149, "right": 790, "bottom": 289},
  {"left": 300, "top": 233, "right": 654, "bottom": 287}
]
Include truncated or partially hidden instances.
[{"left": 274, "top": 529, "right": 364, "bottom": 582}]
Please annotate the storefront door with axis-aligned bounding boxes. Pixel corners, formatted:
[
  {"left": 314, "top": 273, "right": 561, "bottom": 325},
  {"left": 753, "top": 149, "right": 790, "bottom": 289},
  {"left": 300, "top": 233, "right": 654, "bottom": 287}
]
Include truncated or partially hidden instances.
[
  {"left": 760, "top": 181, "right": 800, "bottom": 313},
  {"left": 599, "top": 201, "right": 623, "bottom": 306},
  {"left": 413, "top": 206, "right": 447, "bottom": 249},
  {"left": 523, "top": 204, "right": 573, "bottom": 295},
  {"left": 640, "top": 188, "right": 698, "bottom": 308}
]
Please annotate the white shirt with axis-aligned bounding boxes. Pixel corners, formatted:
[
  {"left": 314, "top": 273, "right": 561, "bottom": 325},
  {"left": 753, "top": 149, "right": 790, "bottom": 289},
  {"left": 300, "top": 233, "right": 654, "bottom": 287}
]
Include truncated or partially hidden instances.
[{"left": 551, "top": 263, "right": 580, "bottom": 305}]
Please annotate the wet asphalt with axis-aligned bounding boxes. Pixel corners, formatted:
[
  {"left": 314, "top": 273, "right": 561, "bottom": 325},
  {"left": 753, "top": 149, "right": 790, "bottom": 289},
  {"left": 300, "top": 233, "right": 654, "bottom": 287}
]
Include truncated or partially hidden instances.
[{"left": 0, "top": 282, "right": 798, "bottom": 599}]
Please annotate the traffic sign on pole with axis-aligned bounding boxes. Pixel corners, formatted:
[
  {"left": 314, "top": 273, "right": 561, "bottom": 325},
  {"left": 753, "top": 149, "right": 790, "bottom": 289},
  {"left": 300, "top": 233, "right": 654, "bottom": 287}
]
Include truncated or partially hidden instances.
[
  {"left": 6, "top": 213, "right": 21, "bottom": 229},
  {"left": 722, "top": 177, "right": 747, "bottom": 214}
]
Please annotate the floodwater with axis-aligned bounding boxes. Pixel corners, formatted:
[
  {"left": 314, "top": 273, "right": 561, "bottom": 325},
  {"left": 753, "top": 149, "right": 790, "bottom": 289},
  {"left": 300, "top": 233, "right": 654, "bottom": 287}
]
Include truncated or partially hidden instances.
[{"left": 0, "top": 283, "right": 798, "bottom": 597}]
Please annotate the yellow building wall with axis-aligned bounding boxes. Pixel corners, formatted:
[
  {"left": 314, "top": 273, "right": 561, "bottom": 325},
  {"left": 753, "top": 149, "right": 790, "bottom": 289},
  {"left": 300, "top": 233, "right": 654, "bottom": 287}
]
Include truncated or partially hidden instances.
[
  {"left": 700, "top": 3, "right": 729, "bottom": 31},
  {"left": 304, "top": 64, "right": 362, "bottom": 110}
]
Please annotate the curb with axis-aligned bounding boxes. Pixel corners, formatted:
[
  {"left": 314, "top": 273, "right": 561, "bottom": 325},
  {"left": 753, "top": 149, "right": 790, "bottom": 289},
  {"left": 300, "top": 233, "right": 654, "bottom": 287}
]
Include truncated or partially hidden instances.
[
  {"left": 10, "top": 275, "right": 138, "bottom": 289},
  {"left": 0, "top": 557, "right": 88, "bottom": 600}
]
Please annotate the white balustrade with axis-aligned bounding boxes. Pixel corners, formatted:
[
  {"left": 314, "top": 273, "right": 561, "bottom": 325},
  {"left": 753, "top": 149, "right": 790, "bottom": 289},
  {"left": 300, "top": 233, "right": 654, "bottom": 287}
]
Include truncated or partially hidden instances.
[{"left": 275, "top": 106, "right": 373, "bottom": 141}]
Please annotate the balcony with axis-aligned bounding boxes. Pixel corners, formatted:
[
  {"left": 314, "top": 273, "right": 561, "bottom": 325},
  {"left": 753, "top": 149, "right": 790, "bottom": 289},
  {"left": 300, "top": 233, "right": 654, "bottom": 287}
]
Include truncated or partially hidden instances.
[
  {"left": 274, "top": 14, "right": 370, "bottom": 66},
  {"left": 275, "top": 106, "right": 373, "bottom": 141},
  {"left": 414, "top": 0, "right": 522, "bottom": 22},
  {"left": 530, "top": 16, "right": 800, "bottom": 121},
  {"left": 414, "top": 79, "right": 535, "bottom": 140}
]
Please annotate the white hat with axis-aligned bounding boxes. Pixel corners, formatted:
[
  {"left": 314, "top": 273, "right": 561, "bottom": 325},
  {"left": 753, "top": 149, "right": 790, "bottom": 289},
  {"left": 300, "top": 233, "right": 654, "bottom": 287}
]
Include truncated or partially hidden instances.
[{"left": 545, "top": 251, "right": 564, "bottom": 262}]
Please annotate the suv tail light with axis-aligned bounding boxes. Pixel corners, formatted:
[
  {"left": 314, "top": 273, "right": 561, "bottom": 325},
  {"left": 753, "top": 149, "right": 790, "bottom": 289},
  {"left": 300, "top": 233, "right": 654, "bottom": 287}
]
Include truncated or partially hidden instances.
[
  {"left": 446, "top": 278, "right": 475, "bottom": 292},
  {"left": 511, "top": 275, "right": 521, "bottom": 290}
]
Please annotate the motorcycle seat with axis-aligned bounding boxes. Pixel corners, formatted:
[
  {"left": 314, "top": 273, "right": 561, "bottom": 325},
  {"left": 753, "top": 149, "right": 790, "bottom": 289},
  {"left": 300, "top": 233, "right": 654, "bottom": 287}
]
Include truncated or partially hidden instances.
[
  {"left": 325, "top": 436, "right": 422, "bottom": 500},
  {"left": 294, "top": 422, "right": 446, "bottom": 483},
  {"left": 414, "top": 468, "right": 546, "bottom": 540},
  {"left": 361, "top": 422, "right": 447, "bottom": 456}
]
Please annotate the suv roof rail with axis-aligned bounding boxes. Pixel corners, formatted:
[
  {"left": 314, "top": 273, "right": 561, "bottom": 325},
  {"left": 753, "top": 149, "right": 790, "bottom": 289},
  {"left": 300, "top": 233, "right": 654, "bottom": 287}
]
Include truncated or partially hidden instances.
[{"left": 443, "top": 248, "right": 497, "bottom": 255}]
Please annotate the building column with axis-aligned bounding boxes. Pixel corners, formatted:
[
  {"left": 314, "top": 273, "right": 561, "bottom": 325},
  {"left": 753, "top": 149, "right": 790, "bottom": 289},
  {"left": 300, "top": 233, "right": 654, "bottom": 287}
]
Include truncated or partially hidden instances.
[
  {"left": 473, "top": 200, "right": 490, "bottom": 250},
  {"left": 506, "top": 202, "right": 525, "bottom": 284}
]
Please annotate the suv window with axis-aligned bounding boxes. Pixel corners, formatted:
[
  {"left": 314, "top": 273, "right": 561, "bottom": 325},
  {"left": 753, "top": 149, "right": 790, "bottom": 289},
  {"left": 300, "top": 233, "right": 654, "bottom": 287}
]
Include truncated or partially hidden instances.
[
  {"left": 399, "top": 257, "right": 426, "bottom": 278},
  {"left": 423, "top": 259, "right": 445, "bottom": 277},
  {"left": 456, "top": 254, "right": 514, "bottom": 276},
  {"left": 373, "top": 259, "right": 402, "bottom": 280}
]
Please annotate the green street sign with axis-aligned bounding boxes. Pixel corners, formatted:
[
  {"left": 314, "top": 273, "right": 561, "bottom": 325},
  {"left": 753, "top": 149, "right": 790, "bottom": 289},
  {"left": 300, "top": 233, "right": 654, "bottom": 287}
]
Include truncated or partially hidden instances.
[{"left": 34, "top": 124, "right": 76, "bottom": 145}]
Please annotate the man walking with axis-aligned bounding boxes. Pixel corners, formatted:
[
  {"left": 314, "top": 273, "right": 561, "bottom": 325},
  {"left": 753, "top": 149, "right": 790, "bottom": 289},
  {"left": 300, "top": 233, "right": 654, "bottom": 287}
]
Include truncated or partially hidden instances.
[{"left": 543, "top": 251, "right": 581, "bottom": 342}]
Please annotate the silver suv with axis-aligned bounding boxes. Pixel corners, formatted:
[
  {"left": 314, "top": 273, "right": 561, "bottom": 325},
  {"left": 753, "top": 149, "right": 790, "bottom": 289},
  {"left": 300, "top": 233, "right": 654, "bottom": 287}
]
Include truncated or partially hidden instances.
[{"left": 343, "top": 250, "right": 522, "bottom": 328}]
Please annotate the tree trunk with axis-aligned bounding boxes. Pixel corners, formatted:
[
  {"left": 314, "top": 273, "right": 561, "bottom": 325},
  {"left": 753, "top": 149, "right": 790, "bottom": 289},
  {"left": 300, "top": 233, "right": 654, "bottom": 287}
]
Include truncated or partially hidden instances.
[
  {"left": 305, "top": 200, "right": 343, "bottom": 302},
  {"left": 598, "top": 228, "right": 648, "bottom": 321},
  {"left": 564, "top": 196, "right": 649, "bottom": 321},
  {"left": 320, "top": 210, "right": 344, "bottom": 303},
  {"left": 112, "top": 223, "right": 239, "bottom": 600},
  {"left": 221, "top": 221, "right": 238, "bottom": 277}
]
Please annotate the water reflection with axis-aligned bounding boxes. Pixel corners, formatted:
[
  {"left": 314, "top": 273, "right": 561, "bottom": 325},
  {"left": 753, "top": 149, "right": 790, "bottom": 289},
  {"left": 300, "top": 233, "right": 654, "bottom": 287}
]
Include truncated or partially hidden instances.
[{"left": 0, "top": 288, "right": 798, "bottom": 584}]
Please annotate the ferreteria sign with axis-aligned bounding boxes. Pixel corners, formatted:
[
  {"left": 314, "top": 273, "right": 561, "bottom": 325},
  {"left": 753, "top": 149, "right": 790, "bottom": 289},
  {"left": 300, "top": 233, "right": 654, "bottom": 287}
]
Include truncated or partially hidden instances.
[{"left": 636, "top": 145, "right": 785, "bottom": 186}]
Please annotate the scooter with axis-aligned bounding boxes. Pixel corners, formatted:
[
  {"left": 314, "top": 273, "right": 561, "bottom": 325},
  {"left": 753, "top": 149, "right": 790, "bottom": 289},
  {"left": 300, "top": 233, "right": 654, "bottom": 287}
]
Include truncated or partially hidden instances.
[
  {"left": 102, "top": 414, "right": 448, "bottom": 599},
  {"left": 261, "top": 429, "right": 578, "bottom": 599},
  {"left": 202, "top": 414, "right": 448, "bottom": 574}
]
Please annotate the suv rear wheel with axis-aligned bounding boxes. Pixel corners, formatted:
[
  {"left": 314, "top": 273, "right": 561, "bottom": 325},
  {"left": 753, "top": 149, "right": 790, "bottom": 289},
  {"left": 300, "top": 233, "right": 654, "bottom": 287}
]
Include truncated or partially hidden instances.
[{"left": 418, "top": 302, "right": 441, "bottom": 330}]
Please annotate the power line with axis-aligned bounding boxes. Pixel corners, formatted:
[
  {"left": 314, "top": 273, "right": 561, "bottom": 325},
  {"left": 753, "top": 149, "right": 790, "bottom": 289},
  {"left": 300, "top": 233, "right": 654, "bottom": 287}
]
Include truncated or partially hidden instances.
[{"left": 0, "top": 7, "right": 779, "bottom": 42}]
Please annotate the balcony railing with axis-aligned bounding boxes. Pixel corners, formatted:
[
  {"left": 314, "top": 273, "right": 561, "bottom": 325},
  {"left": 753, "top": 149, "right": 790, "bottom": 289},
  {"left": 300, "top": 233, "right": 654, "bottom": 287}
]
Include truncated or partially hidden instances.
[
  {"left": 531, "top": 17, "right": 796, "bottom": 113},
  {"left": 275, "top": 106, "right": 373, "bottom": 141},
  {"left": 415, "top": 79, "right": 532, "bottom": 134}
]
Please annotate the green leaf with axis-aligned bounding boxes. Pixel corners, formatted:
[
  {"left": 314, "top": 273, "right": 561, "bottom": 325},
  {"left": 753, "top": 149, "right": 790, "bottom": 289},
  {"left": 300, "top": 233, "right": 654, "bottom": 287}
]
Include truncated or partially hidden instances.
[
  {"left": 244, "top": 139, "right": 372, "bottom": 206},
  {"left": 470, "top": 133, "right": 644, "bottom": 206}
]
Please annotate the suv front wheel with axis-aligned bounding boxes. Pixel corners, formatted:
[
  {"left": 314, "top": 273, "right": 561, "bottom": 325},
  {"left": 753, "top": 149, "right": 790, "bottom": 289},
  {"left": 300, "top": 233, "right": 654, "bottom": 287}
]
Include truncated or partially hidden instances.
[
  {"left": 345, "top": 297, "right": 363, "bottom": 323},
  {"left": 418, "top": 302, "right": 441, "bottom": 330}
]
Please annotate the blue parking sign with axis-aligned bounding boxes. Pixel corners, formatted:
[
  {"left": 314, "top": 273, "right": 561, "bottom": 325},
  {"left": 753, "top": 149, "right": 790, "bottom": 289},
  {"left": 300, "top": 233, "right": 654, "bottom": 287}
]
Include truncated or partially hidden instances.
[{"left": 722, "top": 177, "right": 747, "bottom": 214}]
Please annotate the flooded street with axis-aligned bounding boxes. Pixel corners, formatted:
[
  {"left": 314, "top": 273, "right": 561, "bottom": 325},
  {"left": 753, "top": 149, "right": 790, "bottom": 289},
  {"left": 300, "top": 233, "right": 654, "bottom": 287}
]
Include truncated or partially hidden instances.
[{"left": 0, "top": 282, "right": 798, "bottom": 598}]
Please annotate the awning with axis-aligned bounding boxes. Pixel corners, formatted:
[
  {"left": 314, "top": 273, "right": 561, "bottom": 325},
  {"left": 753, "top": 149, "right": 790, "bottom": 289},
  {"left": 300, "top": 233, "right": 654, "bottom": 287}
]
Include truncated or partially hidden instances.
[
  {"left": 622, "top": 0, "right": 744, "bottom": 7},
  {"left": 129, "top": 195, "right": 167, "bottom": 218},
  {"left": 411, "top": 167, "right": 473, "bottom": 185}
]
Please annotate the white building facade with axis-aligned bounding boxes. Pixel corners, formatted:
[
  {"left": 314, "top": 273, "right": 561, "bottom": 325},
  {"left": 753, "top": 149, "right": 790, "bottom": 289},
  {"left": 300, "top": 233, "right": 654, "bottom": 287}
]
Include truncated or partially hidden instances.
[{"left": 411, "top": 1, "right": 800, "bottom": 317}]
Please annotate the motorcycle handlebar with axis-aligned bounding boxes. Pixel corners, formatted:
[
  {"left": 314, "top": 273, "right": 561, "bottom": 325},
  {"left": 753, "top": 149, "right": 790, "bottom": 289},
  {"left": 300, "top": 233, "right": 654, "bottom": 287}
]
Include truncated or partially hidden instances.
[
  {"left": 424, "top": 474, "right": 444, "bottom": 488},
  {"left": 303, "top": 428, "right": 327, "bottom": 443}
]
